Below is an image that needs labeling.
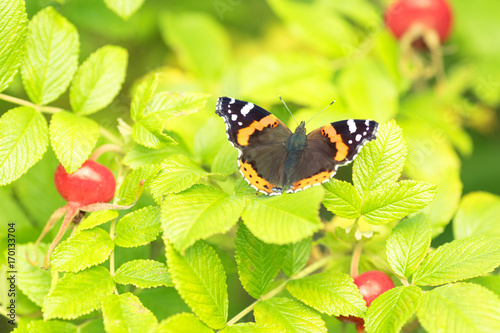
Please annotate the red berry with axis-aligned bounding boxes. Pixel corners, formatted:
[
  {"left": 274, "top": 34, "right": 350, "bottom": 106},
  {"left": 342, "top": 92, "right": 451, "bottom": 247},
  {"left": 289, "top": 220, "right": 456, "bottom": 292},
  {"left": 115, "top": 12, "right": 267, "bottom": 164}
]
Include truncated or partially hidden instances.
[
  {"left": 354, "top": 271, "right": 395, "bottom": 307},
  {"left": 337, "top": 271, "right": 395, "bottom": 329},
  {"left": 54, "top": 160, "right": 116, "bottom": 205},
  {"left": 385, "top": 0, "right": 453, "bottom": 43}
]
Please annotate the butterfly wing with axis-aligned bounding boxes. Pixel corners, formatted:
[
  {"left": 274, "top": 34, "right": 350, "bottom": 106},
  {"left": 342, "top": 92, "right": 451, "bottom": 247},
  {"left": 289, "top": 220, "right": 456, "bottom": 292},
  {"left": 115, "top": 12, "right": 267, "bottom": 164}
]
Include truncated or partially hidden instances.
[
  {"left": 216, "top": 97, "right": 292, "bottom": 195},
  {"left": 287, "top": 119, "right": 379, "bottom": 193}
]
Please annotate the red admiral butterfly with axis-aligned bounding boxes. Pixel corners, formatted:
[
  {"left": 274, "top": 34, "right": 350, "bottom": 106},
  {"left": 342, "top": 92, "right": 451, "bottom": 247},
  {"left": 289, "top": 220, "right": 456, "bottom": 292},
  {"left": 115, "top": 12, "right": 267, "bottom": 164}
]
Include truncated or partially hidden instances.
[{"left": 216, "top": 97, "right": 379, "bottom": 195}]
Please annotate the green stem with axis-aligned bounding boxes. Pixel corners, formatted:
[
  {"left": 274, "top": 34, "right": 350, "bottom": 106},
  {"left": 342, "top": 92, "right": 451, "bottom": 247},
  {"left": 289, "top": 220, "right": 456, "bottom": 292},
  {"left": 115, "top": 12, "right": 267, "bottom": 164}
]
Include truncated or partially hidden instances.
[
  {"left": 0, "top": 93, "right": 123, "bottom": 145},
  {"left": 225, "top": 254, "right": 334, "bottom": 327},
  {"left": 0, "top": 93, "right": 62, "bottom": 114},
  {"left": 350, "top": 242, "right": 363, "bottom": 278}
]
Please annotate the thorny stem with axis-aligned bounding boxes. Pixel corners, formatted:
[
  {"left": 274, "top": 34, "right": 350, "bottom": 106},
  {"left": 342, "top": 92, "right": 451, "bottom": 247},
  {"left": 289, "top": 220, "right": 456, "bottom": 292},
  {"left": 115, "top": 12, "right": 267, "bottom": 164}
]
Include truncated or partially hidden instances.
[{"left": 225, "top": 254, "right": 334, "bottom": 327}]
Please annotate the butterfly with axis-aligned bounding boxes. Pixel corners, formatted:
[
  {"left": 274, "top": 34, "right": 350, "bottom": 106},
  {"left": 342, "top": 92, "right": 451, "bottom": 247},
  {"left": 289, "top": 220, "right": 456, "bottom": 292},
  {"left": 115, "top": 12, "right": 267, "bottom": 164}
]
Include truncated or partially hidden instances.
[{"left": 216, "top": 97, "right": 379, "bottom": 195}]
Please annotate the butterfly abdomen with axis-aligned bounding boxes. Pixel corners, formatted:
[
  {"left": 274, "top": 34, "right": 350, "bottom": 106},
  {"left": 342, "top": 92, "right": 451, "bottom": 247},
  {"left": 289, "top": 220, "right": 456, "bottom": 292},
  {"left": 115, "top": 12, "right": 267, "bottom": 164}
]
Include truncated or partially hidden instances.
[{"left": 283, "top": 122, "right": 308, "bottom": 188}]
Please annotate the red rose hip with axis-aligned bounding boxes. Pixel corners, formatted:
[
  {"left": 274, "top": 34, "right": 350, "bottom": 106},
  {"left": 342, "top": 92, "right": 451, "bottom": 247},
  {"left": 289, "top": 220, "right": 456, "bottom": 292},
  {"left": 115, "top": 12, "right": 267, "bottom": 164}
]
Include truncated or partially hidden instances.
[
  {"left": 338, "top": 271, "right": 395, "bottom": 330},
  {"left": 354, "top": 270, "right": 395, "bottom": 307},
  {"left": 54, "top": 160, "right": 116, "bottom": 205},
  {"left": 385, "top": 0, "right": 453, "bottom": 43}
]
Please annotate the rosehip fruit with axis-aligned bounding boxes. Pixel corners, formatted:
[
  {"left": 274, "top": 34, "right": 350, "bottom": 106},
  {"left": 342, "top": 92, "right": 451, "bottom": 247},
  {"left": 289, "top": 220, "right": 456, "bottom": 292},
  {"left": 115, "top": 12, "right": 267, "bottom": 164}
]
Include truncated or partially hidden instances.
[
  {"left": 338, "top": 271, "right": 395, "bottom": 330},
  {"left": 354, "top": 270, "right": 395, "bottom": 307},
  {"left": 385, "top": 0, "right": 453, "bottom": 44},
  {"left": 54, "top": 160, "right": 116, "bottom": 205}
]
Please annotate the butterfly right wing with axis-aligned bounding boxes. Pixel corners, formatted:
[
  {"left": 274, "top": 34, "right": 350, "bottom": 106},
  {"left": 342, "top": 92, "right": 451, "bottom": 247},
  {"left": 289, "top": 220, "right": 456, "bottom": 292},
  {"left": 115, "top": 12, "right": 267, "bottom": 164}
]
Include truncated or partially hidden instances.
[{"left": 216, "top": 97, "right": 292, "bottom": 194}]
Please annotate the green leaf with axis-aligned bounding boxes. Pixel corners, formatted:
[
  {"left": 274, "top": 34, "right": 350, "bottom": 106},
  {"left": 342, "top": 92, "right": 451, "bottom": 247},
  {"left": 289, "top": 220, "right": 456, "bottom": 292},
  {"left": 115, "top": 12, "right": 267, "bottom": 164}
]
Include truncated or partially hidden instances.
[
  {"left": 0, "top": 107, "right": 49, "bottom": 186},
  {"left": 13, "top": 320, "right": 77, "bottom": 333},
  {"left": 149, "top": 155, "right": 212, "bottom": 202},
  {"left": 361, "top": 180, "right": 438, "bottom": 225},
  {"left": 142, "top": 91, "right": 210, "bottom": 121},
  {"left": 70, "top": 45, "right": 128, "bottom": 115},
  {"left": 254, "top": 297, "right": 327, "bottom": 333},
  {"left": 77, "top": 210, "right": 118, "bottom": 231},
  {"left": 422, "top": 170, "right": 462, "bottom": 237},
  {"left": 42, "top": 266, "right": 115, "bottom": 320},
  {"left": 123, "top": 144, "right": 179, "bottom": 168},
  {"left": 386, "top": 213, "right": 432, "bottom": 279},
  {"left": 235, "top": 223, "right": 287, "bottom": 299},
  {"left": 132, "top": 91, "right": 208, "bottom": 148},
  {"left": 162, "top": 185, "right": 245, "bottom": 253},
  {"left": 115, "top": 206, "right": 161, "bottom": 248},
  {"left": 413, "top": 236, "right": 500, "bottom": 286},
  {"left": 453, "top": 191, "right": 500, "bottom": 239},
  {"left": 286, "top": 270, "right": 366, "bottom": 317},
  {"left": 0, "top": 0, "right": 27, "bottom": 93},
  {"left": 211, "top": 140, "right": 238, "bottom": 175},
  {"left": 16, "top": 244, "right": 51, "bottom": 306},
  {"left": 337, "top": 59, "right": 398, "bottom": 122},
  {"left": 132, "top": 113, "right": 177, "bottom": 149},
  {"left": 131, "top": 74, "right": 157, "bottom": 121},
  {"left": 21, "top": 7, "right": 79, "bottom": 105},
  {"left": 166, "top": 241, "right": 228, "bottom": 329},
  {"left": 322, "top": 179, "right": 361, "bottom": 219},
  {"left": 353, "top": 120, "right": 407, "bottom": 198},
  {"left": 104, "top": 0, "right": 146, "bottom": 20},
  {"left": 240, "top": 54, "right": 336, "bottom": 107},
  {"left": 220, "top": 323, "right": 276, "bottom": 333},
  {"left": 102, "top": 293, "right": 157, "bottom": 333},
  {"left": 267, "top": 0, "right": 358, "bottom": 58},
  {"left": 469, "top": 276, "right": 500, "bottom": 297},
  {"left": 160, "top": 12, "right": 229, "bottom": 80},
  {"left": 365, "top": 286, "right": 423, "bottom": 333},
  {"left": 282, "top": 237, "right": 312, "bottom": 278},
  {"left": 50, "top": 227, "right": 114, "bottom": 273},
  {"left": 242, "top": 186, "right": 323, "bottom": 244},
  {"left": 114, "top": 259, "right": 172, "bottom": 288},
  {"left": 154, "top": 313, "right": 212, "bottom": 333},
  {"left": 115, "top": 164, "right": 161, "bottom": 205},
  {"left": 417, "top": 283, "right": 500, "bottom": 333},
  {"left": 193, "top": 116, "right": 226, "bottom": 166},
  {"left": 49, "top": 111, "right": 99, "bottom": 173}
]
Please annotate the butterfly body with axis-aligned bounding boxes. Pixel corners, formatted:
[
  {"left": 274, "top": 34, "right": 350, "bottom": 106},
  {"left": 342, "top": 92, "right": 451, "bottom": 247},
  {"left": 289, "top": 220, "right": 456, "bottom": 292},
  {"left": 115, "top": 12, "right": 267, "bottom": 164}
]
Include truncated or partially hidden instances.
[{"left": 216, "top": 97, "right": 379, "bottom": 195}]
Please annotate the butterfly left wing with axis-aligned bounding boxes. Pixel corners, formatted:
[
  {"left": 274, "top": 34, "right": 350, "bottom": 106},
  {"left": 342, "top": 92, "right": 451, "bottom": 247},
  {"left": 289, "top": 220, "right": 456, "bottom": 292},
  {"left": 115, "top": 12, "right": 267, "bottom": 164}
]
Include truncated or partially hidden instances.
[
  {"left": 216, "top": 97, "right": 292, "bottom": 195},
  {"left": 287, "top": 119, "right": 379, "bottom": 193}
]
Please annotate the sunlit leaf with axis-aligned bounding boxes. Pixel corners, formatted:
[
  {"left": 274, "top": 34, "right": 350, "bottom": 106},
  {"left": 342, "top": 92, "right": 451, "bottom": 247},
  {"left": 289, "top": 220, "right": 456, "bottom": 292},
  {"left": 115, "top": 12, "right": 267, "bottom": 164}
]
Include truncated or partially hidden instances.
[
  {"left": 21, "top": 7, "right": 79, "bottom": 105},
  {"left": 0, "top": 107, "right": 48, "bottom": 186},
  {"left": 49, "top": 111, "right": 99, "bottom": 173},
  {"left": 0, "top": 0, "right": 27, "bottom": 93}
]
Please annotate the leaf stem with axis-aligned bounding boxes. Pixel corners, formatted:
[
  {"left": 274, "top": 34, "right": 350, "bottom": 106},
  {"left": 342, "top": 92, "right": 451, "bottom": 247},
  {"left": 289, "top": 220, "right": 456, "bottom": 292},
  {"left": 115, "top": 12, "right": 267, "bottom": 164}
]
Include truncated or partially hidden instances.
[
  {"left": 350, "top": 241, "right": 363, "bottom": 278},
  {"left": 225, "top": 254, "right": 334, "bottom": 327},
  {"left": 0, "top": 93, "right": 62, "bottom": 113},
  {"left": 0, "top": 93, "right": 123, "bottom": 145}
]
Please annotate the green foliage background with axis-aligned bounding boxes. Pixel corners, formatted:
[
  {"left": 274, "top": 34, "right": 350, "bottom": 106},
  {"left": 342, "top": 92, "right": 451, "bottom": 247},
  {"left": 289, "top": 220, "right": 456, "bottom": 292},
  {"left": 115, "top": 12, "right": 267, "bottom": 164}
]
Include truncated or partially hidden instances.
[{"left": 1, "top": 0, "right": 500, "bottom": 332}]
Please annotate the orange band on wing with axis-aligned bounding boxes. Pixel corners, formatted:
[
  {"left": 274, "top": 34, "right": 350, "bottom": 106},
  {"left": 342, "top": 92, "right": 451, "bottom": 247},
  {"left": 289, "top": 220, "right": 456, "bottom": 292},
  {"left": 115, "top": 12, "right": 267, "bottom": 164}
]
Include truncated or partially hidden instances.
[
  {"left": 237, "top": 115, "right": 279, "bottom": 146},
  {"left": 291, "top": 170, "right": 333, "bottom": 191},
  {"left": 321, "top": 124, "right": 349, "bottom": 161},
  {"left": 240, "top": 161, "right": 275, "bottom": 194}
]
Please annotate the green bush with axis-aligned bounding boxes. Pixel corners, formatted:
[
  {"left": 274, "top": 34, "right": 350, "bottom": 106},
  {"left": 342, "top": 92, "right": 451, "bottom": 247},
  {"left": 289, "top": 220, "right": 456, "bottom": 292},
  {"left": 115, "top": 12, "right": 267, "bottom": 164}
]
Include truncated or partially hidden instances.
[{"left": 1, "top": 0, "right": 500, "bottom": 332}]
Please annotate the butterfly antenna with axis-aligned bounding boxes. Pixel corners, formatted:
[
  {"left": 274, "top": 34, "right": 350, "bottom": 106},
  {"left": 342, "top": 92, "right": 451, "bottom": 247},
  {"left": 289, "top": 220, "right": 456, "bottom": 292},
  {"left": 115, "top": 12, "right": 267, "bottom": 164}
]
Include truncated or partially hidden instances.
[
  {"left": 305, "top": 100, "right": 335, "bottom": 125},
  {"left": 279, "top": 95, "right": 299, "bottom": 126}
]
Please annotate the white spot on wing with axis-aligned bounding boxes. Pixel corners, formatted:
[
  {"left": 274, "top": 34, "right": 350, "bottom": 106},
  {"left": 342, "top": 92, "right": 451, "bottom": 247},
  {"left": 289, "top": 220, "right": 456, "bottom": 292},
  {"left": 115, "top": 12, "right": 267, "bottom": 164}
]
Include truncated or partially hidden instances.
[
  {"left": 238, "top": 121, "right": 242, "bottom": 126},
  {"left": 231, "top": 114, "right": 238, "bottom": 121},
  {"left": 241, "top": 103, "right": 254, "bottom": 116},
  {"left": 347, "top": 119, "right": 356, "bottom": 133},
  {"left": 230, "top": 98, "right": 235, "bottom": 104},
  {"left": 355, "top": 134, "right": 362, "bottom": 142},
  {"left": 349, "top": 140, "right": 352, "bottom": 144}
]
